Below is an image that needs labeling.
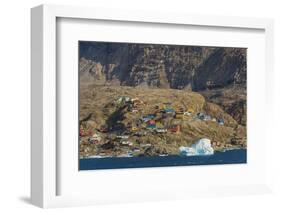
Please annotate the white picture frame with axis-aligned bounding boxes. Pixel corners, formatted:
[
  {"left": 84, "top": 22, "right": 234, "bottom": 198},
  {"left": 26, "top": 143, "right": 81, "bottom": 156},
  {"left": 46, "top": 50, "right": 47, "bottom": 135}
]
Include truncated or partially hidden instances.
[{"left": 31, "top": 4, "right": 274, "bottom": 208}]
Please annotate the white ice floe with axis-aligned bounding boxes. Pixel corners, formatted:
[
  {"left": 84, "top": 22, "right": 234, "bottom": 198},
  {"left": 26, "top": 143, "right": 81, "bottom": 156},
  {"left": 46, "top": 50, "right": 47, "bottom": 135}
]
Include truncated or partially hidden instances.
[
  {"left": 86, "top": 155, "right": 108, "bottom": 159},
  {"left": 179, "top": 138, "right": 214, "bottom": 156}
]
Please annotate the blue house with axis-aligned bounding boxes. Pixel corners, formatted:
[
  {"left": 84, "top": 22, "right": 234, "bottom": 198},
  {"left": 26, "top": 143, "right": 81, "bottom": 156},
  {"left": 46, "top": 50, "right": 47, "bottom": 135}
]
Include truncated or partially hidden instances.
[
  {"left": 146, "top": 124, "right": 156, "bottom": 129},
  {"left": 164, "top": 108, "right": 175, "bottom": 114},
  {"left": 142, "top": 114, "right": 156, "bottom": 122},
  {"left": 217, "top": 118, "right": 225, "bottom": 125}
]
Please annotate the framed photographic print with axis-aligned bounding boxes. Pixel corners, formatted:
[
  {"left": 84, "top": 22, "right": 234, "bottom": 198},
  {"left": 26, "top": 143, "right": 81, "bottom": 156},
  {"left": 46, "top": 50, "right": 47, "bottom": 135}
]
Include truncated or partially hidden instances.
[
  {"left": 78, "top": 41, "right": 247, "bottom": 170},
  {"left": 31, "top": 4, "right": 274, "bottom": 208}
]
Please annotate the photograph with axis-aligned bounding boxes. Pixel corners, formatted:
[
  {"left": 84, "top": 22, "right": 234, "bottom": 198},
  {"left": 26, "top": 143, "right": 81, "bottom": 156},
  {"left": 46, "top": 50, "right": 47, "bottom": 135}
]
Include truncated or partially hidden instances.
[{"left": 78, "top": 41, "right": 247, "bottom": 170}]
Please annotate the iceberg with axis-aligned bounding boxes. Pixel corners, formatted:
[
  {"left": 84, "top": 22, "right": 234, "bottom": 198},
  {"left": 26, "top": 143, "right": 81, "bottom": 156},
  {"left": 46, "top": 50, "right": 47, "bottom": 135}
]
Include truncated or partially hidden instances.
[
  {"left": 179, "top": 146, "right": 197, "bottom": 156},
  {"left": 179, "top": 138, "right": 214, "bottom": 156}
]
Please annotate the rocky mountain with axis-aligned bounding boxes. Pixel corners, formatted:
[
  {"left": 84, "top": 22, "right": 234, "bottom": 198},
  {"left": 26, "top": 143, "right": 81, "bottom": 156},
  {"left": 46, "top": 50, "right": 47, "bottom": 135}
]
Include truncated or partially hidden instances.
[
  {"left": 79, "top": 42, "right": 246, "bottom": 90},
  {"left": 79, "top": 42, "right": 247, "bottom": 125}
]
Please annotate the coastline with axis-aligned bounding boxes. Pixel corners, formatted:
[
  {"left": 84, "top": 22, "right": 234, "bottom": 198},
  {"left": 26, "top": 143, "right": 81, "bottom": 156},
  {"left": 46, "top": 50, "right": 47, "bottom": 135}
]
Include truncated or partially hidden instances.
[{"left": 79, "top": 148, "right": 247, "bottom": 170}]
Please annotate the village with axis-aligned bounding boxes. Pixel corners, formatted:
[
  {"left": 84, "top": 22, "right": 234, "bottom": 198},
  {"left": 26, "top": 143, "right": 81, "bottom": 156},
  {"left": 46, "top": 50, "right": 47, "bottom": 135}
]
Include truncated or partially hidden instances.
[{"left": 78, "top": 93, "right": 238, "bottom": 159}]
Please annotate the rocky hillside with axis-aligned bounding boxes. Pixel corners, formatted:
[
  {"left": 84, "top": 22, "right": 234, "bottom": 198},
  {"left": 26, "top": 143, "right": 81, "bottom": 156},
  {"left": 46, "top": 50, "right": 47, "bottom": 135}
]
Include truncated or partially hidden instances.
[
  {"left": 200, "top": 86, "right": 247, "bottom": 126},
  {"left": 79, "top": 86, "right": 246, "bottom": 158}
]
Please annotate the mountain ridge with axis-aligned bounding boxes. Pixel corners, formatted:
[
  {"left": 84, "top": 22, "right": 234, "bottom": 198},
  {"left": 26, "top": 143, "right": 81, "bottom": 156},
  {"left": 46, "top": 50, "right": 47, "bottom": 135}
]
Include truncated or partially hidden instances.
[{"left": 79, "top": 42, "right": 246, "bottom": 91}]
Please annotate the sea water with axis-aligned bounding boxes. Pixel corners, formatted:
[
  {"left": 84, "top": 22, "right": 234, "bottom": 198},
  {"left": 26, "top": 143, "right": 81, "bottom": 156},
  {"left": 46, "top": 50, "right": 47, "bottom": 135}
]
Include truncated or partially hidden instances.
[{"left": 79, "top": 149, "right": 246, "bottom": 170}]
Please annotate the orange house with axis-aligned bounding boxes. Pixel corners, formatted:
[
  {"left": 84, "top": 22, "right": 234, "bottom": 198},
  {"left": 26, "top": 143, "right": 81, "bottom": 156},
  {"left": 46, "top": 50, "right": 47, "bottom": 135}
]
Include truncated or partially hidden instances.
[{"left": 169, "top": 125, "right": 181, "bottom": 133}]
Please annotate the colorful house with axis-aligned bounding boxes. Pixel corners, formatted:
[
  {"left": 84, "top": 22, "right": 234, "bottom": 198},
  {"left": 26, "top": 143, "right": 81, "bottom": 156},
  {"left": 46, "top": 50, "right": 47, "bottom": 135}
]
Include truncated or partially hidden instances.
[
  {"left": 142, "top": 114, "right": 156, "bottom": 122},
  {"left": 175, "top": 112, "right": 184, "bottom": 119},
  {"left": 156, "top": 128, "right": 167, "bottom": 133},
  {"left": 187, "top": 108, "right": 194, "bottom": 114},
  {"left": 197, "top": 112, "right": 206, "bottom": 120},
  {"left": 217, "top": 118, "right": 225, "bottom": 125},
  {"left": 155, "top": 119, "right": 163, "bottom": 127},
  {"left": 146, "top": 120, "right": 156, "bottom": 129},
  {"left": 164, "top": 108, "right": 175, "bottom": 114},
  {"left": 147, "top": 124, "right": 156, "bottom": 129},
  {"left": 168, "top": 125, "right": 181, "bottom": 133},
  {"left": 147, "top": 120, "right": 156, "bottom": 125},
  {"left": 147, "top": 114, "right": 156, "bottom": 119}
]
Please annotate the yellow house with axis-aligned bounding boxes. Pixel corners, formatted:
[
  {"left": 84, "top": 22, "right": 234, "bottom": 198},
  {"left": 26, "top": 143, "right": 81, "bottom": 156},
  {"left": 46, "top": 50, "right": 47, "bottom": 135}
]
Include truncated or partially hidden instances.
[
  {"left": 188, "top": 108, "right": 194, "bottom": 113},
  {"left": 175, "top": 112, "right": 184, "bottom": 119}
]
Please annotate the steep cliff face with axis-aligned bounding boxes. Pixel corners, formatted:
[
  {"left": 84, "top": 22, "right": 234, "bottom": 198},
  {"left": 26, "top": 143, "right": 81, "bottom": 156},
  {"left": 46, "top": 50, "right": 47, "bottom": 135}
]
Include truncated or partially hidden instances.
[
  {"left": 79, "top": 42, "right": 246, "bottom": 90},
  {"left": 123, "top": 44, "right": 215, "bottom": 89},
  {"left": 192, "top": 48, "right": 247, "bottom": 91},
  {"left": 79, "top": 42, "right": 130, "bottom": 85},
  {"left": 79, "top": 42, "right": 222, "bottom": 89}
]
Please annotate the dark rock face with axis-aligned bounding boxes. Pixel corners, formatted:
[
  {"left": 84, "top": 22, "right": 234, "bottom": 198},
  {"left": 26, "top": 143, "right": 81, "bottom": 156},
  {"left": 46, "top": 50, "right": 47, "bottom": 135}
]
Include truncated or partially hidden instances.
[
  {"left": 192, "top": 48, "right": 247, "bottom": 91},
  {"left": 225, "top": 99, "right": 247, "bottom": 126},
  {"left": 79, "top": 42, "right": 130, "bottom": 85},
  {"left": 79, "top": 42, "right": 246, "bottom": 90},
  {"left": 123, "top": 44, "right": 215, "bottom": 89}
]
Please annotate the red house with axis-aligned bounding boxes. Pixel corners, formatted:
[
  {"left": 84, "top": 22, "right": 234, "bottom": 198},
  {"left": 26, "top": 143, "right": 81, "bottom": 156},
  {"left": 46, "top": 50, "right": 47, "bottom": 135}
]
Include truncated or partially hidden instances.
[
  {"left": 147, "top": 120, "right": 156, "bottom": 125},
  {"left": 169, "top": 125, "right": 181, "bottom": 133}
]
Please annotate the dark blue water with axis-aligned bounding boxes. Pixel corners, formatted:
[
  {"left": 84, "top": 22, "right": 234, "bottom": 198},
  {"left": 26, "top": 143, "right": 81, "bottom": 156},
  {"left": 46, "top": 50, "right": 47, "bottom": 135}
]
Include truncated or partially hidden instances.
[{"left": 79, "top": 149, "right": 246, "bottom": 170}]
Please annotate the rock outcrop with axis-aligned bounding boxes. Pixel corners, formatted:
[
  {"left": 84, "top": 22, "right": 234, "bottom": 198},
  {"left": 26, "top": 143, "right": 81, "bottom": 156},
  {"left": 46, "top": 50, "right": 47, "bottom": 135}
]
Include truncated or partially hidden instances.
[
  {"left": 192, "top": 48, "right": 247, "bottom": 91},
  {"left": 79, "top": 42, "right": 246, "bottom": 90}
]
